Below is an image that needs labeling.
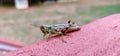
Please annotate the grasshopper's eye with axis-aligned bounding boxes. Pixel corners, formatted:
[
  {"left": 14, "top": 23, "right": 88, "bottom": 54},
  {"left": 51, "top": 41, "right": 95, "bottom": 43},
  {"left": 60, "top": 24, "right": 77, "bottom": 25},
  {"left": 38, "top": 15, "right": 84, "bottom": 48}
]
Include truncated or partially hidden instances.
[
  {"left": 68, "top": 20, "right": 75, "bottom": 26},
  {"left": 68, "top": 20, "right": 71, "bottom": 24}
]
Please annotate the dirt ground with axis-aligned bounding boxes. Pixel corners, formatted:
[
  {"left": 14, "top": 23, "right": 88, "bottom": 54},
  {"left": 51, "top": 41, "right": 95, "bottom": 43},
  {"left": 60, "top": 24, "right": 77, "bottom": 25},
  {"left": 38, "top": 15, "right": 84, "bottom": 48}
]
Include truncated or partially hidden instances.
[
  {"left": 0, "top": 0, "right": 120, "bottom": 44},
  {"left": 0, "top": 0, "right": 119, "bottom": 13}
]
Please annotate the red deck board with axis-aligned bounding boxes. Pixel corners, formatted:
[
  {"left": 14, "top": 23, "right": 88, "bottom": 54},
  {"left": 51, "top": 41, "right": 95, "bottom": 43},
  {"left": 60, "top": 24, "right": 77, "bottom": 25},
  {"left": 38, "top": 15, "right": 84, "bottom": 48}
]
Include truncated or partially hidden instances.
[
  {"left": 3, "top": 14, "right": 120, "bottom": 56},
  {"left": 0, "top": 37, "right": 25, "bottom": 47}
]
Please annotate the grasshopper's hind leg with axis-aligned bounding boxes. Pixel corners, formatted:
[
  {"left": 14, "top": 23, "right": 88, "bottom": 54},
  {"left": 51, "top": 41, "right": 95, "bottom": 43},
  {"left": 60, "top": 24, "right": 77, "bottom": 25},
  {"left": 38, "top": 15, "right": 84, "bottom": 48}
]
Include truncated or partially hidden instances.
[
  {"left": 46, "top": 33, "right": 52, "bottom": 42},
  {"left": 44, "top": 32, "right": 67, "bottom": 43},
  {"left": 56, "top": 32, "right": 67, "bottom": 43},
  {"left": 43, "top": 34, "right": 47, "bottom": 37},
  {"left": 42, "top": 33, "right": 52, "bottom": 42}
]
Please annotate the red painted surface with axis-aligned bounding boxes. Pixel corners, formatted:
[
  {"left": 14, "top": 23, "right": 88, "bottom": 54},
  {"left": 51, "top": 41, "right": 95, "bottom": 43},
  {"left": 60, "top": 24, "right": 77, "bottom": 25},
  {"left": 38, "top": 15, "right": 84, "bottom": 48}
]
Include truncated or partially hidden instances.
[
  {"left": 3, "top": 14, "right": 120, "bottom": 56},
  {"left": 0, "top": 37, "right": 25, "bottom": 47}
]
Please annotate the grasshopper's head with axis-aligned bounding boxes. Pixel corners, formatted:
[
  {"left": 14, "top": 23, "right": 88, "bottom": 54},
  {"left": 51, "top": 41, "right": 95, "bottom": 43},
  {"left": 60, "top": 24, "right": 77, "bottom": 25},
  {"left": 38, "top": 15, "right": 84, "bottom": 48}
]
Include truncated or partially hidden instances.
[
  {"left": 67, "top": 20, "right": 80, "bottom": 31},
  {"left": 67, "top": 20, "right": 75, "bottom": 25},
  {"left": 40, "top": 25, "right": 51, "bottom": 34}
]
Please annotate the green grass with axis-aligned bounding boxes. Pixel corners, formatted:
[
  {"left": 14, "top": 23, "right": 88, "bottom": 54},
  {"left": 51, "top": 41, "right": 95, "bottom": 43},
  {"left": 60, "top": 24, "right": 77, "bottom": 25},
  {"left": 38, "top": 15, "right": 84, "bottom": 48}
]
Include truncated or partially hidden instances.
[
  {"left": 76, "top": 4, "right": 120, "bottom": 18},
  {"left": 1, "top": 3, "right": 120, "bottom": 44}
]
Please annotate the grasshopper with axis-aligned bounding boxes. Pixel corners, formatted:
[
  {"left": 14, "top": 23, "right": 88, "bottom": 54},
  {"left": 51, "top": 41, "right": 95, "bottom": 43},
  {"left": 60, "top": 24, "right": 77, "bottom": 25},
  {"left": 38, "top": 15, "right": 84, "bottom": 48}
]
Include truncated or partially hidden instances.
[{"left": 40, "top": 20, "right": 80, "bottom": 42}]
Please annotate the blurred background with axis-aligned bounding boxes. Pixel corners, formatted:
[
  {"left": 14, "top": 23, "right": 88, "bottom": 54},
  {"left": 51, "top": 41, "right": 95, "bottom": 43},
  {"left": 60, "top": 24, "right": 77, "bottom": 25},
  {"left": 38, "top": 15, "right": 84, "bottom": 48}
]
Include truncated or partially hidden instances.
[{"left": 0, "top": 0, "right": 120, "bottom": 45}]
